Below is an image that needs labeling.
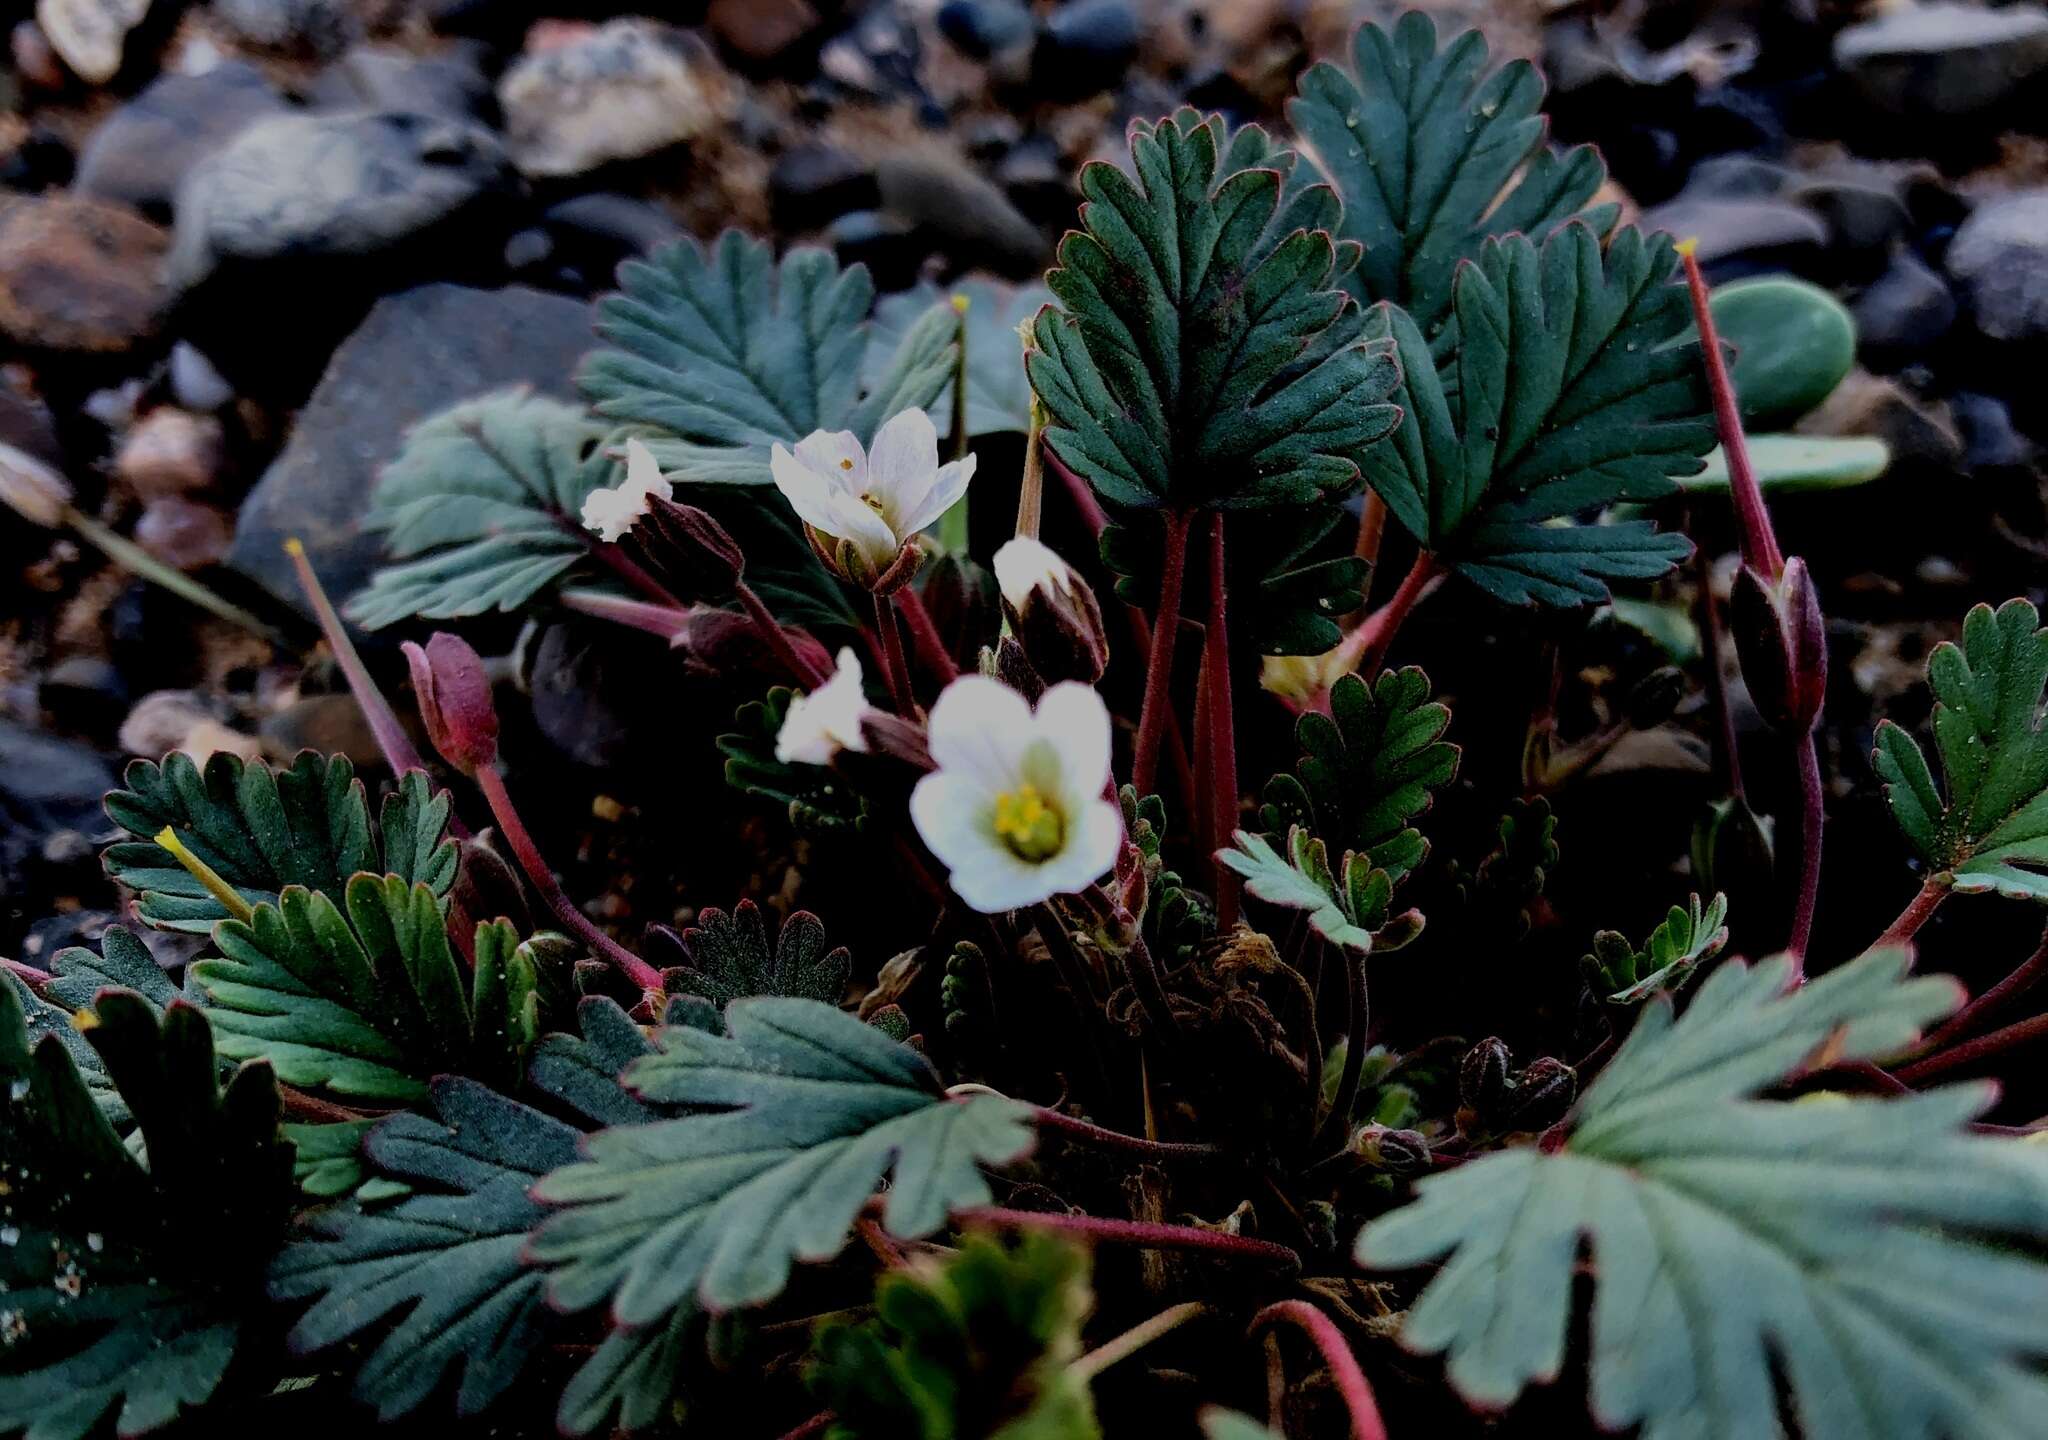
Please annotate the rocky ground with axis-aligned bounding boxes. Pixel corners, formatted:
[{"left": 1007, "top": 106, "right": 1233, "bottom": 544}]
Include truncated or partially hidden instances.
[{"left": 2, "top": 0, "right": 2047, "bottom": 995}]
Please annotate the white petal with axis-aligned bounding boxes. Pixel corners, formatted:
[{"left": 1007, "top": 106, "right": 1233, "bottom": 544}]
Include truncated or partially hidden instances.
[
  {"left": 792, "top": 429, "right": 868, "bottom": 490},
  {"left": 821, "top": 486, "right": 901, "bottom": 567},
  {"left": 623, "top": 439, "right": 675, "bottom": 505},
  {"left": 1033, "top": 682, "right": 1113, "bottom": 799},
  {"left": 993, "top": 535, "right": 1073, "bottom": 608},
  {"left": 774, "top": 647, "right": 871, "bottom": 763},
  {"left": 771, "top": 444, "right": 853, "bottom": 535},
  {"left": 948, "top": 845, "right": 1062, "bottom": 913},
  {"left": 896, "top": 454, "right": 977, "bottom": 537},
  {"left": 865, "top": 409, "right": 938, "bottom": 496},
  {"left": 909, "top": 771, "right": 999, "bottom": 873},
  {"left": 1032, "top": 796, "right": 1123, "bottom": 898},
  {"left": 924, "top": 675, "right": 1034, "bottom": 790}
]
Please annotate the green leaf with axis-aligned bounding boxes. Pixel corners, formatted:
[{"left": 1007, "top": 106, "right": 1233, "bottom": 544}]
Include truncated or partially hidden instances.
[
  {"left": 1027, "top": 108, "right": 1401, "bottom": 513},
  {"left": 1200, "top": 1412, "right": 1284, "bottom": 1440},
  {"left": 866, "top": 278, "right": 1053, "bottom": 437},
  {"left": 1683, "top": 435, "right": 1890, "bottom": 495},
  {"left": 811, "top": 1229, "right": 1099, "bottom": 1440},
  {"left": 103, "top": 755, "right": 456, "bottom": 934},
  {"left": 1, "top": 988, "right": 290, "bottom": 1440},
  {"left": 650, "top": 900, "right": 851, "bottom": 1014},
  {"left": 719, "top": 688, "right": 868, "bottom": 835},
  {"left": 190, "top": 878, "right": 541, "bottom": 1103},
  {"left": 1354, "top": 947, "right": 2048, "bottom": 1440},
  {"left": 1359, "top": 225, "right": 1714, "bottom": 606},
  {"left": 1290, "top": 11, "right": 1615, "bottom": 336},
  {"left": 3, "top": 974, "right": 124, "bottom": 1125},
  {"left": 284, "top": 1118, "right": 382, "bottom": 1199},
  {"left": 1582, "top": 892, "right": 1729, "bottom": 1004},
  {"left": 271, "top": 1077, "right": 582, "bottom": 1422},
  {"left": 526, "top": 995, "right": 662, "bottom": 1129},
  {"left": 1101, "top": 502, "right": 1368, "bottom": 655},
  {"left": 1876, "top": 598, "right": 2048, "bottom": 900},
  {"left": 1259, "top": 667, "right": 1457, "bottom": 879},
  {"left": 579, "top": 231, "right": 957, "bottom": 482},
  {"left": 1220, "top": 827, "right": 1402, "bottom": 957},
  {"left": 347, "top": 389, "right": 614, "bottom": 629},
  {"left": 43, "top": 925, "right": 178, "bottom": 1013},
  {"left": 529, "top": 998, "right": 1035, "bottom": 1329},
  {"left": 1707, "top": 275, "right": 1856, "bottom": 426}
]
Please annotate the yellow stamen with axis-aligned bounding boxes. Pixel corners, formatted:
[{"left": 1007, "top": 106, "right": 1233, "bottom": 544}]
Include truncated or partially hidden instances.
[
  {"left": 859, "top": 492, "right": 886, "bottom": 513},
  {"left": 154, "top": 826, "right": 256, "bottom": 925},
  {"left": 839, "top": 457, "right": 855, "bottom": 470},
  {"left": 992, "top": 783, "right": 1064, "bottom": 862}
]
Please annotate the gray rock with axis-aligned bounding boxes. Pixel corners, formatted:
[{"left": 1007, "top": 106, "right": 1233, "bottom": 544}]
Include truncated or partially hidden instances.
[
  {"left": 1791, "top": 172, "right": 1910, "bottom": 260},
  {"left": 306, "top": 42, "right": 493, "bottom": 119},
  {"left": 1835, "top": 2, "right": 2048, "bottom": 117},
  {"left": 36, "top": 0, "right": 151, "bottom": 84},
  {"left": 1797, "top": 369, "right": 1962, "bottom": 472},
  {"left": 226, "top": 283, "right": 594, "bottom": 621},
  {"left": 169, "top": 341, "right": 233, "bottom": 411},
  {"left": 498, "top": 19, "right": 726, "bottom": 179},
  {"left": 1853, "top": 251, "right": 1956, "bottom": 367},
  {"left": 211, "top": 0, "right": 356, "bottom": 56},
  {"left": 769, "top": 143, "right": 880, "bottom": 232},
  {"left": 542, "top": 192, "right": 683, "bottom": 281},
  {"left": 1682, "top": 154, "right": 1790, "bottom": 200},
  {"left": 0, "top": 718, "right": 115, "bottom": 879},
  {"left": 938, "top": 0, "right": 1033, "bottom": 61},
  {"left": 1946, "top": 188, "right": 2048, "bottom": 344},
  {"left": 1036, "top": 0, "right": 1140, "bottom": 96},
  {"left": 74, "top": 60, "right": 288, "bottom": 219},
  {"left": 877, "top": 150, "right": 1049, "bottom": 277},
  {"left": 1636, "top": 195, "right": 1829, "bottom": 281},
  {"left": 1953, "top": 392, "right": 2036, "bottom": 473}
]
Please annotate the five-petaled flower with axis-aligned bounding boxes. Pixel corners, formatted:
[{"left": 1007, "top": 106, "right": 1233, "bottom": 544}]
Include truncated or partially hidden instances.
[
  {"left": 580, "top": 438, "right": 673, "bottom": 543},
  {"left": 909, "top": 675, "right": 1120, "bottom": 913},
  {"left": 774, "top": 647, "right": 874, "bottom": 766},
  {"left": 771, "top": 408, "right": 975, "bottom": 591}
]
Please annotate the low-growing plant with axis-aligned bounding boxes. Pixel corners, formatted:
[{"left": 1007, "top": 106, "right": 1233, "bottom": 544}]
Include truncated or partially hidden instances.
[{"left": 9, "top": 13, "right": 2046, "bottom": 1440}]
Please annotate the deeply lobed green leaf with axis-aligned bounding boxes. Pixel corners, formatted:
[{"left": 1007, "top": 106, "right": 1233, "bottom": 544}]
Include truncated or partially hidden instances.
[{"left": 649, "top": 899, "right": 851, "bottom": 1016}]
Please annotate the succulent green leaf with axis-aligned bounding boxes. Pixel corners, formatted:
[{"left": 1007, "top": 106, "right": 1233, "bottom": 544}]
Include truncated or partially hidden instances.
[
  {"left": 1354, "top": 947, "right": 2048, "bottom": 1440},
  {"left": 1200, "top": 1413, "right": 1284, "bottom": 1440},
  {"left": 810, "top": 1230, "right": 1099, "bottom": 1440},
  {"left": 1707, "top": 275, "right": 1856, "bottom": 427},
  {"left": 271, "top": 1077, "right": 581, "bottom": 1422},
  {"left": 866, "top": 278, "right": 1053, "bottom": 437},
  {"left": 529, "top": 998, "right": 1036, "bottom": 1329},
  {"left": 284, "top": 1118, "right": 382, "bottom": 1199},
  {"left": 579, "top": 231, "right": 956, "bottom": 482},
  {"left": 1683, "top": 435, "right": 1890, "bottom": 496},
  {"left": 103, "top": 755, "right": 456, "bottom": 934},
  {"left": 1027, "top": 108, "right": 1401, "bottom": 513},
  {"left": 1259, "top": 667, "right": 1457, "bottom": 877},
  {"left": 1876, "top": 599, "right": 2048, "bottom": 901},
  {"left": 1290, "top": 12, "right": 1615, "bottom": 335},
  {"left": 1, "top": 988, "right": 289, "bottom": 1440},
  {"left": 1359, "top": 225, "right": 1714, "bottom": 606},
  {"left": 651, "top": 900, "right": 851, "bottom": 1014},
  {"left": 347, "top": 389, "right": 615, "bottom": 629},
  {"left": 1220, "top": 828, "right": 1401, "bottom": 957},
  {"left": 719, "top": 688, "right": 868, "bottom": 834}
]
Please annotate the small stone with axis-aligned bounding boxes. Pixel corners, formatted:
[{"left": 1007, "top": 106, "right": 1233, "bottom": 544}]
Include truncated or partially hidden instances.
[
  {"left": 542, "top": 192, "right": 683, "bottom": 278},
  {"left": 1791, "top": 172, "right": 1910, "bottom": 261},
  {"left": 828, "top": 209, "right": 922, "bottom": 290},
  {"left": 0, "top": 194, "right": 169, "bottom": 355},
  {"left": 503, "top": 225, "right": 554, "bottom": 274},
  {"left": 0, "top": 441, "right": 71, "bottom": 527},
  {"left": 34, "top": 0, "right": 150, "bottom": 84},
  {"left": 1945, "top": 189, "right": 2048, "bottom": 345},
  {"left": 1796, "top": 370, "right": 1962, "bottom": 473},
  {"left": 305, "top": 42, "right": 492, "bottom": 119},
  {"left": 1834, "top": 2, "right": 2048, "bottom": 118},
  {"left": 74, "top": 60, "right": 288, "bottom": 219},
  {"left": 769, "top": 144, "right": 880, "bottom": 231},
  {"left": 0, "top": 128, "right": 75, "bottom": 193},
  {"left": 134, "top": 495, "right": 232, "bottom": 570},
  {"left": 169, "top": 341, "right": 233, "bottom": 411},
  {"left": 876, "top": 150, "right": 1049, "bottom": 277},
  {"left": 12, "top": 19, "right": 65, "bottom": 91},
  {"left": 1035, "top": 0, "right": 1140, "bottom": 97},
  {"left": 1635, "top": 195, "right": 1828, "bottom": 282},
  {"left": 498, "top": 19, "right": 726, "bottom": 179},
  {"left": 118, "top": 689, "right": 261, "bottom": 762},
  {"left": 0, "top": 719, "right": 115, "bottom": 885},
  {"left": 1852, "top": 251, "right": 1956, "bottom": 369},
  {"left": 39, "top": 655, "right": 127, "bottom": 739},
  {"left": 706, "top": 0, "right": 821, "bottom": 65},
  {"left": 1682, "top": 154, "right": 1790, "bottom": 199},
  {"left": 211, "top": 0, "right": 356, "bottom": 56},
  {"left": 938, "top": 0, "right": 1033, "bottom": 61},
  {"left": 115, "top": 408, "right": 222, "bottom": 500},
  {"left": 1952, "top": 392, "right": 2037, "bottom": 474},
  {"left": 259, "top": 692, "right": 384, "bottom": 766}
]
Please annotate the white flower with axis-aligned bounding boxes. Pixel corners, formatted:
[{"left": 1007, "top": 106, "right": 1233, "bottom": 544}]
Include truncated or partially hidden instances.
[
  {"left": 909, "top": 676, "right": 1121, "bottom": 913},
  {"left": 774, "top": 647, "right": 874, "bottom": 766},
  {"left": 992, "top": 535, "right": 1076, "bottom": 608},
  {"left": 581, "top": 438, "right": 673, "bottom": 543},
  {"left": 770, "top": 408, "right": 976, "bottom": 575}
]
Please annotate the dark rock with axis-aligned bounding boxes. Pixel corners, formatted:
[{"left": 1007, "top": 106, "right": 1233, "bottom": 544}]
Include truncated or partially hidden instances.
[
  {"left": 166, "top": 109, "right": 522, "bottom": 394},
  {"left": 1637, "top": 195, "right": 1829, "bottom": 282},
  {"left": 226, "top": 283, "right": 594, "bottom": 622},
  {"left": 212, "top": 0, "right": 358, "bottom": 56},
  {"left": 1946, "top": 189, "right": 2048, "bottom": 345},
  {"left": 17, "top": 910, "right": 119, "bottom": 968},
  {"left": 938, "top": 0, "right": 1033, "bottom": 61},
  {"left": 1953, "top": 392, "right": 2037, "bottom": 473},
  {"left": 306, "top": 42, "right": 494, "bottom": 120},
  {"left": 1035, "top": 0, "right": 1139, "bottom": 97},
  {"left": 0, "top": 718, "right": 115, "bottom": 886},
  {"left": 39, "top": 655, "right": 128, "bottom": 741},
  {"left": 706, "top": 0, "right": 822, "bottom": 65},
  {"left": 0, "top": 194, "right": 170, "bottom": 356},
  {"left": 74, "top": 61, "right": 288, "bottom": 221},
  {"left": 828, "top": 209, "right": 922, "bottom": 291},
  {"left": 260, "top": 692, "right": 385, "bottom": 767},
  {"left": 996, "top": 134, "right": 1071, "bottom": 221},
  {"left": 1682, "top": 154, "right": 1790, "bottom": 199},
  {"left": 818, "top": 5, "right": 922, "bottom": 99},
  {"left": 1797, "top": 370, "right": 1962, "bottom": 473},
  {"left": 1852, "top": 251, "right": 1956, "bottom": 368},
  {"left": 527, "top": 621, "right": 661, "bottom": 769},
  {"left": 1792, "top": 172, "right": 1910, "bottom": 263},
  {"left": 0, "top": 127, "right": 75, "bottom": 192},
  {"left": 543, "top": 192, "right": 683, "bottom": 280},
  {"left": 876, "top": 150, "right": 1049, "bottom": 277},
  {"left": 961, "top": 113, "right": 1023, "bottom": 160},
  {"left": 499, "top": 19, "right": 725, "bottom": 179},
  {"left": 1834, "top": 1, "right": 2048, "bottom": 119},
  {"left": 769, "top": 143, "right": 880, "bottom": 232},
  {"left": 503, "top": 225, "right": 554, "bottom": 275}
]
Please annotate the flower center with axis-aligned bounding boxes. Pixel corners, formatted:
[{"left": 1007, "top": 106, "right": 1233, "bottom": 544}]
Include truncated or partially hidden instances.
[
  {"left": 992, "top": 783, "right": 1064, "bottom": 862},
  {"left": 858, "top": 491, "right": 887, "bottom": 513}
]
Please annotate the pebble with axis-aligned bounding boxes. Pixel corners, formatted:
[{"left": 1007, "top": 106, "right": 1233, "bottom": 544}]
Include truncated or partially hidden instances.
[
  {"left": 1852, "top": 250, "right": 1956, "bottom": 368},
  {"left": 211, "top": 0, "right": 356, "bottom": 57},
  {"left": 1944, "top": 188, "right": 2048, "bottom": 345},
  {"left": 0, "top": 194, "right": 170, "bottom": 355},
  {"left": 1834, "top": 1, "right": 2048, "bottom": 119},
  {"left": 1635, "top": 194, "right": 1828, "bottom": 282},
  {"left": 1952, "top": 392, "right": 2036, "bottom": 474},
  {"left": 115, "top": 408, "right": 223, "bottom": 500},
  {"left": 35, "top": 0, "right": 150, "bottom": 84},
  {"left": 169, "top": 341, "right": 234, "bottom": 412},
  {"left": 305, "top": 42, "right": 493, "bottom": 120},
  {"left": 769, "top": 143, "right": 880, "bottom": 231},
  {"left": 876, "top": 149, "right": 1049, "bottom": 276},
  {"left": 938, "top": 0, "right": 1034, "bottom": 62},
  {"left": 0, "top": 718, "right": 115, "bottom": 889},
  {"left": 498, "top": 19, "right": 726, "bottom": 179},
  {"left": 259, "top": 692, "right": 383, "bottom": 766},
  {"left": 117, "top": 689, "right": 260, "bottom": 762},
  {"left": 542, "top": 192, "right": 684, "bottom": 280},
  {"left": 73, "top": 60, "right": 288, "bottom": 220},
  {"left": 38, "top": 655, "right": 127, "bottom": 740},
  {"left": 705, "top": 0, "right": 821, "bottom": 66},
  {"left": 1036, "top": 0, "right": 1140, "bottom": 97},
  {"left": 1796, "top": 370, "right": 1962, "bottom": 472},
  {"left": 135, "top": 495, "right": 232, "bottom": 570}
]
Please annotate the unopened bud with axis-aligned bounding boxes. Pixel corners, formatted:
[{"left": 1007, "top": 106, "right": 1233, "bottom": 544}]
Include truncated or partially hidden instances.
[
  {"left": 1351, "top": 1123, "right": 1431, "bottom": 1174},
  {"left": 1730, "top": 556, "right": 1826, "bottom": 734},
  {"left": 993, "top": 535, "right": 1108, "bottom": 684},
  {"left": 402, "top": 631, "right": 500, "bottom": 775},
  {"left": 1458, "top": 1036, "right": 1512, "bottom": 1117},
  {"left": 631, "top": 493, "right": 746, "bottom": 602},
  {"left": 1508, "top": 1057, "right": 1578, "bottom": 1129}
]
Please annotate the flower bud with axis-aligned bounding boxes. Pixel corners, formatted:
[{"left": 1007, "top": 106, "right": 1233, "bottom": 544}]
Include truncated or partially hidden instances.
[
  {"left": 402, "top": 631, "right": 500, "bottom": 775},
  {"left": 993, "top": 535, "right": 1108, "bottom": 684},
  {"left": 1458, "top": 1036, "right": 1512, "bottom": 1117},
  {"left": 1729, "top": 556, "right": 1826, "bottom": 734},
  {"left": 632, "top": 493, "right": 746, "bottom": 601},
  {"left": 1507, "top": 1056, "right": 1578, "bottom": 1129},
  {"left": 1350, "top": 1123, "right": 1431, "bottom": 1175}
]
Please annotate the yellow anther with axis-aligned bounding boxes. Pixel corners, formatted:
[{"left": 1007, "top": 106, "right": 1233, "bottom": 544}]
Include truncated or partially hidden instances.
[{"left": 992, "top": 784, "right": 1065, "bottom": 861}]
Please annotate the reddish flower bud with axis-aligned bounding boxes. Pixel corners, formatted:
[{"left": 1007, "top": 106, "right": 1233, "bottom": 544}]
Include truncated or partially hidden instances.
[
  {"left": 403, "top": 631, "right": 499, "bottom": 775},
  {"left": 673, "top": 606, "right": 832, "bottom": 683},
  {"left": 1507, "top": 1056, "right": 1578, "bottom": 1129},
  {"left": 1730, "top": 555, "right": 1827, "bottom": 735},
  {"left": 1459, "top": 1036, "right": 1512, "bottom": 1117},
  {"left": 631, "top": 493, "right": 746, "bottom": 601}
]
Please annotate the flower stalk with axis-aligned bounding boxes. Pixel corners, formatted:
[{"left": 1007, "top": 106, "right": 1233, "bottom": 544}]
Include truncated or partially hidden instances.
[
  {"left": 154, "top": 826, "right": 255, "bottom": 925},
  {"left": 872, "top": 592, "right": 916, "bottom": 713},
  {"left": 1132, "top": 509, "right": 1194, "bottom": 798},
  {"left": 1205, "top": 513, "right": 1240, "bottom": 926},
  {"left": 956, "top": 1206, "right": 1300, "bottom": 1271},
  {"left": 936, "top": 293, "right": 972, "bottom": 553},
  {"left": 1249, "top": 1300, "right": 1389, "bottom": 1440},
  {"left": 68, "top": 505, "right": 286, "bottom": 645}
]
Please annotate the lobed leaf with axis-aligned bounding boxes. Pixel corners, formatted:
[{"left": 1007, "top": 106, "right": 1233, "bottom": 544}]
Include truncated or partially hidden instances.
[
  {"left": 649, "top": 900, "right": 851, "bottom": 1020},
  {"left": 1220, "top": 828, "right": 1404, "bottom": 958}
]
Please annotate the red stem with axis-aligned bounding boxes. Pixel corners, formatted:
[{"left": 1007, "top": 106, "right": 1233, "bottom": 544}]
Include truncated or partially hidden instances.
[
  {"left": 871, "top": 592, "right": 917, "bottom": 714},
  {"left": 1354, "top": 550, "right": 1440, "bottom": 681},
  {"left": 1871, "top": 875, "right": 1950, "bottom": 953},
  {"left": 1205, "top": 514, "right": 1240, "bottom": 927},
  {"left": 956, "top": 1206, "right": 1299, "bottom": 1271},
  {"left": 1031, "top": 1105, "right": 1225, "bottom": 1161},
  {"left": 1786, "top": 732, "right": 1824, "bottom": 975},
  {"left": 1250, "top": 1300, "right": 1391, "bottom": 1440},
  {"left": 472, "top": 764, "right": 663, "bottom": 995},
  {"left": 772, "top": 1413, "right": 834, "bottom": 1440},
  {"left": 1354, "top": 490, "right": 1388, "bottom": 573},
  {"left": 1895, "top": 1011, "right": 2048, "bottom": 1086},
  {"left": 1921, "top": 923, "right": 2048, "bottom": 1053},
  {"left": 1132, "top": 510, "right": 1194, "bottom": 799},
  {"left": 894, "top": 583, "right": 962, "bottom": 683},
  {"left": 1678, "top": 244, "right": 1784, "bottom": 581},
  {"left": 735, "top": 580, "right": 829, "bottom": 688},
  {"left": 557, "top": 589, "right": 694, "bottom": 642}
]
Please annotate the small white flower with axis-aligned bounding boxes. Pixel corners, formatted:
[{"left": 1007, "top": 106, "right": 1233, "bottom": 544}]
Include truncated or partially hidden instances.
[
  {"left": 580, "top": 438, "right": 673, "bottom": 543},
  {"left": 909, "top": 676, "right": 1121, "bottom": 913},
  {"left": 770, "top": 409, "right": 976, "bottom": 575},
  {"left": 992, "top": 535, "right": 1076, "bottom": 608},
  {"left": 775, "top": 647, "right": 874, "bottom": 766}
]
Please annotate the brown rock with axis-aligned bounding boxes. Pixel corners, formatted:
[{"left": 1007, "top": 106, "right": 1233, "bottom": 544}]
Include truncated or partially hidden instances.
[
  {"left": 119, "top": 689, "right": 262, "bottom": 763},
  {"left": 707, "top": 0, "right": 820, "bottom": 64},
  {"left": 116, "top": 408, "right": 223, "bottom": 500},
  {"left": 498, "top": 19, "right": 726, "bottom": 178},
  {"left": 0, "top": 194, "right": 169, "bottom": 354},
  {"left": 134, "top": 495, "right": 232, "bottom": 570}
]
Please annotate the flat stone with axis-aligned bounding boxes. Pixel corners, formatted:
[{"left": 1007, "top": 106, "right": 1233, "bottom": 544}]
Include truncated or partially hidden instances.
[
  {"left": 35, "top": 0, "right": 150, "bottom": 84},
  {"left": 1946, "top": 188, "right": 2048, "bottom": 344},
  {"left": 74, "top": 60, "right": 288, "bottom": 219},
  {"left": 1635, "top": 195, "right": 1829, "bottom": 282},
  {"left": 226, "top": 283, "right": 594, "bottom": 622},
  {"left": 0, "top": 193, "right": 169, "bottom": 354},
  {"left": 877, "top": 149, "right": 1049, "bottom": 276},
  {"left": 498, "top": 18, "right": 725, "bottom": 179},
  {"left": 1835, "top": 1, "right": 2048, "bottom": 117},
  {"left": 305, "top": 42, "right": 493, "bottom": 119},
  {"left": 1852, "top": 251, "right": 1956, "bottom": 367}
]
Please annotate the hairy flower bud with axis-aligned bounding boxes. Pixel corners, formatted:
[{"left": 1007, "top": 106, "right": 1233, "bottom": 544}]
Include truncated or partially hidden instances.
[
  {"left": 1351, "top": 1123, "right": 1431, "bottom": 1175},
  {"left": 403, "top": 631, "right": 500, "bottom": 775},
  {"left": 632, "top": 493, "right": 746, "bottom": 601},
  {"left": 1459, "top": 1036, "right": 1513, "bottom": 1117},
  {"left": 993, "top": 536, "right": 1109, "bottom": 684},
  {"left": 1508, "top": 1056, "right": 1578, "bottom": 1129},
  {"left": 1729, "top": 556, "right": 1826, "bottom": 735}
]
